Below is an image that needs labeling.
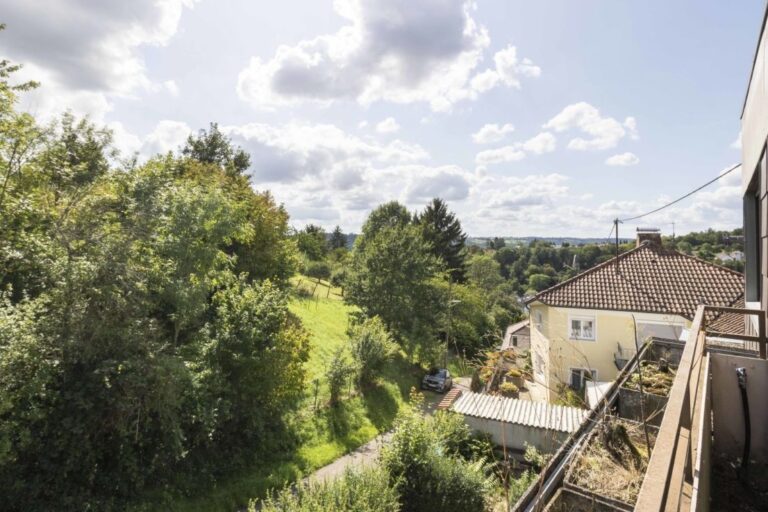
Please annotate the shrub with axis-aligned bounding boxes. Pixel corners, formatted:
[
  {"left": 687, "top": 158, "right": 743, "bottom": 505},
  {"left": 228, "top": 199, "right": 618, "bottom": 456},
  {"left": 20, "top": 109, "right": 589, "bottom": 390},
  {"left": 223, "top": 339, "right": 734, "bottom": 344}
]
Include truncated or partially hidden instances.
[
  {"left": 304, "top": 260, "right": 331, "bottom": 280},
  {"left": 256, "top": 466, "right": 400, "bottom": 512},
  {"left": 381, "top": 402, "right": 494, "bottom": 512},
  {"left": 506, "top": 368, "right": 522, "bottom": 378},
  {"left": 326, "top": 347, "right": 355, "bottom": 405},
  {"left": 330, "top": 267, "right": 348, "bottom": 288},
  {"left": 499, "top": 382, "right": 519, "bottom": 397},
  {"left": 349, "top": 316, "right": 396, "bottom": 386}
]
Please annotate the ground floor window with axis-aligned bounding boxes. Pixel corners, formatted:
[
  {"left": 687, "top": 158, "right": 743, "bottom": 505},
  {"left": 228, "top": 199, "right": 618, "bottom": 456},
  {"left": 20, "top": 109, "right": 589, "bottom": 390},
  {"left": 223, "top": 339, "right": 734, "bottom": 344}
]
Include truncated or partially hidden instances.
[{"left": 569, "top": 368, "right": 597, "bottom": 390}]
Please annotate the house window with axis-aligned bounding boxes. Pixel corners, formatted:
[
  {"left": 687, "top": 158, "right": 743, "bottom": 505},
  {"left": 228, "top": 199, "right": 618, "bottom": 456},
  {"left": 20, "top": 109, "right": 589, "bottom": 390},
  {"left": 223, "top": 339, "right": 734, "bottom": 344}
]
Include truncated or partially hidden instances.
[
  {"left": 569, "top": 316, "right": 595, "bottom": 340},
  {"left": 534, "top": 310, "right": 543, "bottom": 330},
  {"left": 512, "top": 335, "right": 518, "bottom": 347},
  {"left": 569, "top": 368, "right": 597, "bottom": 390},
  {"left": 534, "top": 352, "right": 545, "bottom": 377}
]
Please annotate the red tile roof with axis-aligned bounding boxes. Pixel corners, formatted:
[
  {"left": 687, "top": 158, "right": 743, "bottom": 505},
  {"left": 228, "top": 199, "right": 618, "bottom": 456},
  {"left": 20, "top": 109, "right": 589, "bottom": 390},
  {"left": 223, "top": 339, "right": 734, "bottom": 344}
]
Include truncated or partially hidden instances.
[
  {"left": 707, "top": 298, "right": 746, "bottom": 335},
  {"left": 526, "top": 242, "right": 744, "bottom": 320}
]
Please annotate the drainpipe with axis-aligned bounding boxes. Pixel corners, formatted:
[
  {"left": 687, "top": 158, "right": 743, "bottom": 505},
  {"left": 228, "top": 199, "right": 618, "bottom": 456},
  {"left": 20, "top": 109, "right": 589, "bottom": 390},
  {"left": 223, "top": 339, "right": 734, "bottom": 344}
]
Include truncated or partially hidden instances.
[{"left": 736, "top": 367, "right": 751, "bottom": 481}]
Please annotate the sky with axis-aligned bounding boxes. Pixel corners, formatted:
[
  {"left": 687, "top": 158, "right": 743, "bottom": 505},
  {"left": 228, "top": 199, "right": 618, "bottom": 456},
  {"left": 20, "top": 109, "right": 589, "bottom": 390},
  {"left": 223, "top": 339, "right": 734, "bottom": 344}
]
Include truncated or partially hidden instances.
[{"left": 1, "top": 0, "right": 763, "bottom": 237}]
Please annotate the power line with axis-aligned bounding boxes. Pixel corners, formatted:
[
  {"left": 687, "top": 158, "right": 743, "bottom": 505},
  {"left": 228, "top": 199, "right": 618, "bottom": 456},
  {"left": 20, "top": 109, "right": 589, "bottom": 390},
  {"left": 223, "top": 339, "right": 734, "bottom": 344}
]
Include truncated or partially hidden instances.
[{"left": 619, "top": 163, "right": 741, "bottom": 223}]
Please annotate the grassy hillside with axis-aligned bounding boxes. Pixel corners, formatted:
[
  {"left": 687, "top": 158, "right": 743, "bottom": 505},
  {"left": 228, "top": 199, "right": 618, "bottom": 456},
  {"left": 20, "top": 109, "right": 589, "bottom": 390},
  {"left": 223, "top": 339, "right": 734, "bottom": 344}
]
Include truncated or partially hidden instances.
[{"left": 152, "top": 277, "right": 417, "bottom": 511}]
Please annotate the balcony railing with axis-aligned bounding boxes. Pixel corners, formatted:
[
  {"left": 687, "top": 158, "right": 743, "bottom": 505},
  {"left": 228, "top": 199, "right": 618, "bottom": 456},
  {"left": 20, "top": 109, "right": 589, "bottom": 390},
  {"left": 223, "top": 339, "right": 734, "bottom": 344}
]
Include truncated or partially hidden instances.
[{"left": 635, "top": 305, "right": 766, "bottom": 511}]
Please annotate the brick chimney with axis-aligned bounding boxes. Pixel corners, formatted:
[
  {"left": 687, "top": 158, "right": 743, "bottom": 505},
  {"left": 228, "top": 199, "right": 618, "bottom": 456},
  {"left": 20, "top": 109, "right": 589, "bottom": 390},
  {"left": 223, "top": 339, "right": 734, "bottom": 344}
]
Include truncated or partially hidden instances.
[{"left": 636, "top": 227, "right": 662, "bottom": 247}]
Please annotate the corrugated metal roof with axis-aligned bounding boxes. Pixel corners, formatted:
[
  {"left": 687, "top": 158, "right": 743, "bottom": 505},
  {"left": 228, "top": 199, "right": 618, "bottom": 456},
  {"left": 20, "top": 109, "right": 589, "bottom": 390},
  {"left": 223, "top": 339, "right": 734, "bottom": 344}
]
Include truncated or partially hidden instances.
[{"left": 450, "top": 392, "right": 588, "bottom": 433}]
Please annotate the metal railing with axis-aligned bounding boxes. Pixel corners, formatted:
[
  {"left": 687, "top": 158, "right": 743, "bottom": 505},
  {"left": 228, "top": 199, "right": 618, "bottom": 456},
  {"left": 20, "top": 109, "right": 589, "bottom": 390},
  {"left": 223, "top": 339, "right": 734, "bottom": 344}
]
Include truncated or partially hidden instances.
[{"left": 635, "top": 305, "right": 766, "bottom": 511}]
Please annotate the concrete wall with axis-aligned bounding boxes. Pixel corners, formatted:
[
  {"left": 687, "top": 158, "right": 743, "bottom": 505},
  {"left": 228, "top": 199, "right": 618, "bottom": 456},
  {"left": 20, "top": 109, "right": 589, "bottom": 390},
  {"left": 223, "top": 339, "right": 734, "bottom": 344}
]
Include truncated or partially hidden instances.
[
  {"left": 618, "top": 388, "right": 669, "bottom": 427},
  {"left": 742, "top": 17, "right": 768, "bottom": 193},
  {"left": 711, "top": 353, "right": 768, "bottom": 463},
  {"left": 462, "top": 415, "right": 570, "bottom": 454},
  {"left": 529, "top": 304, "right": 688, "bottom": 401}
]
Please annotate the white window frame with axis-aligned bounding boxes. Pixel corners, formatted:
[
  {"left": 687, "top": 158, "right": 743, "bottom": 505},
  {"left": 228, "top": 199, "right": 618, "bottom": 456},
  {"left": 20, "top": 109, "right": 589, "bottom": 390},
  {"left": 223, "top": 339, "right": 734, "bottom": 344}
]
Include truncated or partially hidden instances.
[
  {"left": 569, "top": 367, "right": 598, "bottom": 389},
  {"left": 568, "top": 315, "right": 596, "bottom": 341}
]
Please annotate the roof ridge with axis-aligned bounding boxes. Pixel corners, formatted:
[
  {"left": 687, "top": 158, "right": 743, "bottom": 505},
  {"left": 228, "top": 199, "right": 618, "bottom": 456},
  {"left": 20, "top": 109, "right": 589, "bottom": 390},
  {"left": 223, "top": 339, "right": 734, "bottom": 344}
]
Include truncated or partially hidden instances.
[
  {"left": 525, "top": 242, "right": 744, "bottom": 318},
  {"left": 525, "top": 242, "right": 649, "bottom": 305},
  {"left": 667, "top": 246, "right": 745, "bottom": 277}
]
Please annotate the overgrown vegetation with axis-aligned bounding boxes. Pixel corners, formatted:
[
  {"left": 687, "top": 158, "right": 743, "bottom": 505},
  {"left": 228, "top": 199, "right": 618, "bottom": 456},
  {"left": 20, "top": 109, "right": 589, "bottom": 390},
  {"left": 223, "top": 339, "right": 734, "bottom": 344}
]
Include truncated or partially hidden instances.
[
  {"left": 568, "top": 418, "right": 656, "bottom": 506},
  {"left": 624, "top": 360, "right": 676, "bottom": 396},
  {"left": 256, "top": 467, "right": 400, "bottom": 512}
]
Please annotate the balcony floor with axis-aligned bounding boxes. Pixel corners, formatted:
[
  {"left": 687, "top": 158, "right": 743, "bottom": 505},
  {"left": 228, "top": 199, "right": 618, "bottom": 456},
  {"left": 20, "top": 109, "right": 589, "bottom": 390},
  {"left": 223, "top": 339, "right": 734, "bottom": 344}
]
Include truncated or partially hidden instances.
[{"left": 710, "top": 456, "right": 768, "bottom": 512}]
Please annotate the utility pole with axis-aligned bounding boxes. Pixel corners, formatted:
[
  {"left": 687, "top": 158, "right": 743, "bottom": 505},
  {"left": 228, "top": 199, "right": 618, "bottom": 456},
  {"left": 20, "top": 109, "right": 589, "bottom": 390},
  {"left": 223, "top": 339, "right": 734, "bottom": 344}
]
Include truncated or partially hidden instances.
[{"left": 614, "top": 218, "right": 620, "bottom": 275}]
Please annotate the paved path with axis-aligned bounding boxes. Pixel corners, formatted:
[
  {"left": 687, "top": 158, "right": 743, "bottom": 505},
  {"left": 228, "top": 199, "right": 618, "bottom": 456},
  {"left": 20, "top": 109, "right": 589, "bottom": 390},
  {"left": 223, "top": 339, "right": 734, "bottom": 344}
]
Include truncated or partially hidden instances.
[
  {"left": 305, "top": 376, "right": 470, "bottom": 483},
  {"left": 306, "top": 431, "right": 394, "bottom": 482}
]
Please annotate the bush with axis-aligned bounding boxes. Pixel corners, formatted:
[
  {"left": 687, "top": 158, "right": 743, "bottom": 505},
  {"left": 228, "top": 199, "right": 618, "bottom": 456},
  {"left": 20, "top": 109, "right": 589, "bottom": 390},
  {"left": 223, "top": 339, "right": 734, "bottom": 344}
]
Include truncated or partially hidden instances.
[
  {"left": 349, "top": 316, "right": 396, "bottom": 386},
  {"left": 304, "top": 260, "right": 331, "bottom": 280},
  {"left": 499, "top": 382, "right": 518, "bottom": 397},
  {"left": 256, "top": 466, "right": 400, "bottom": 512},
  {"left": 381, "top": 401, "right": 494, "bottom": 512},
  {"left": 330, "top": 267, "right": 348, "bottom": 288},
  {"left": 506, "top": 368, "right": 522, "bottom": 378},
  {"left": 326, "top": 347, "right": 355, "bottom": 405}
]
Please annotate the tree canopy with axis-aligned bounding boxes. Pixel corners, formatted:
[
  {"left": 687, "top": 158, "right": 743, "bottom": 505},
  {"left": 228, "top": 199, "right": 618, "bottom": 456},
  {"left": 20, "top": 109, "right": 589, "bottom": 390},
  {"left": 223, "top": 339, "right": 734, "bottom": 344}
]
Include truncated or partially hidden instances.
[{"left": 416, "top": 198, "right": 468, "bottom": 282}]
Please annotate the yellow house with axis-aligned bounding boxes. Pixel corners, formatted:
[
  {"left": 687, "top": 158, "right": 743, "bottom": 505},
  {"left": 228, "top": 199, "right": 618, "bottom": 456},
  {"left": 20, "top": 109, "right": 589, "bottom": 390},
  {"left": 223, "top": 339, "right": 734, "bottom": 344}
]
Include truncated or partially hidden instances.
[{"left": 526, "top": 232, "right": 743, "bottom": 401}]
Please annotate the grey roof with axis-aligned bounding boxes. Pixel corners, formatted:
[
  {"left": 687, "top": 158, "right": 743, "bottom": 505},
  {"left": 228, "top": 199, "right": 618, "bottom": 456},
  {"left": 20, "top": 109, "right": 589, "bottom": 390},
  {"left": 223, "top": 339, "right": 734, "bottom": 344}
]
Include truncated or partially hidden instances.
[{"left": 451, "top": 392, "right": 587, "bottom": 433}]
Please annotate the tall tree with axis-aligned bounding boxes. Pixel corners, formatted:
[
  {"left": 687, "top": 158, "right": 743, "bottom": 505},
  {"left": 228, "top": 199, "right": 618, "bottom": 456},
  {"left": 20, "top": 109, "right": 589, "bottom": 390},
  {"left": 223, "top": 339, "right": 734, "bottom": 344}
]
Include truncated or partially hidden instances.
[
  {"left": 329, "top": 225, "right": 347, "bottom": 249},
  {"left": 347, "top": 203, "right": 441, "bottom": 361},
  {"left": 182, "top": 122, "right": 251, "bottom": 176},
  {"left": 416, "top": 198, "right": 467, "bottom": 282},
  {"left": 296, "top": 223, "right": 327, "bottom": 260}
]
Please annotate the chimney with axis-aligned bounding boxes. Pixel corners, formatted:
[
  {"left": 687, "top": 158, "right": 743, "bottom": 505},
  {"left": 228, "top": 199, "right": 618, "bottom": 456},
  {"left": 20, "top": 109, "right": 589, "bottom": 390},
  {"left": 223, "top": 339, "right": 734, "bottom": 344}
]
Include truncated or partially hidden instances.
[{"left": 636, "top": 227, "right": 661, "bottom": 247}]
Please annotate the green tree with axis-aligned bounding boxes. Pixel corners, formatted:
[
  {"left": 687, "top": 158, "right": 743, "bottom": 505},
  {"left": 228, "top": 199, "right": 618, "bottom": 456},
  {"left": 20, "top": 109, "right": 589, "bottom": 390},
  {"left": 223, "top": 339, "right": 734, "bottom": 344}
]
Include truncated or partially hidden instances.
[
  {"left": 381, "top": 400, "right": 494, "bottom": 512},
  {"left": 347, "top": 206, "right": 441, "bottom": 359},
  {"left": 329, "top": 225, "right": 348, "bottom": 249},
  {"left": 349, "top": 316, "right": 396, "bottom": 385},
  {"left": 527, "top": 273, "right": 554, "bottom": 292},
  {"left": 466, "top": 253, "right": 504, "bottom": 294},
  {"left": 182, "top": 122, "right": 251, "bottom": 176},
  {"left": 416, "top": 198, "right": 468, "bottom": 282},
  {"left": 296, "top": 223, "right": 327, "bottom": 260},
  {"left": 326, "top": 347, "right": 355, "bottom": 405}
]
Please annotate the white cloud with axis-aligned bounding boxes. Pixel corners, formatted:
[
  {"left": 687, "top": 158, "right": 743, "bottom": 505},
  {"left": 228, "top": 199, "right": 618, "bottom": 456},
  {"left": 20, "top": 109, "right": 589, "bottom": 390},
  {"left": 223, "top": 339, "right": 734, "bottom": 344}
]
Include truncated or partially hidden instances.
[
  {"left": 475, "top": 145, "right": 526, "bottom": 165},
  {"left": 108, "top": 119, "right": 191, "bottom": 159},
  {"left": 472, "top": 123, "right": 515, "bottom": 144},
  {"left": 236, "top": 0, "right": 538, "bottom": 112},
  {"left": 223, "top": 121, "right": 429, "bottom": 183},
  {"left": 1, "top": 0, "right": 195, "bottom": 120},
  {"left": 544, "top": 102, "right": 637, "bottom": 151},
  {"left": 474, "top": 131, "right": 554, "bottom": 164},
  {"left": 731, "top": 130, "right": 742, "bottom": 150},
  {"left": 605, "top": 152, "right": 639, "bottom": 166},
  {"left": 404, "top": 165, "right": 471, "bottom": 203},
  {"left": 162, "top": 80, "right": 180, "bottom": 97},
  {"left": 522, "top": 131, "right": 556, "bottom": 154},
  {"left": 375, "top": 117, "right": 401, "bottom": 134},
  {"left": 142, "top": 120, "right": 192, "bottom": 156}
]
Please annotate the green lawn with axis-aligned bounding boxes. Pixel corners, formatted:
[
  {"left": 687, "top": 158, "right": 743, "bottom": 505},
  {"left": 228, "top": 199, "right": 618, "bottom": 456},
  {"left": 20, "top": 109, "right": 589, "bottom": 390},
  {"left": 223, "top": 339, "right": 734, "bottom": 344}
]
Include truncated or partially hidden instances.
[{"left": 143, "top": 277, "right": 417, "bottom": 512}]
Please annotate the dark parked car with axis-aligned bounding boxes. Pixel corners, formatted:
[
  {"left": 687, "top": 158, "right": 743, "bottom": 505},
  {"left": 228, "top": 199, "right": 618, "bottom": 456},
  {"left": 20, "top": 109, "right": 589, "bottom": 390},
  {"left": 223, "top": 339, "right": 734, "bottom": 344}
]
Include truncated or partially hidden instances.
[{"left": 421, "top": 368, "right": 453, "bottom": 393}]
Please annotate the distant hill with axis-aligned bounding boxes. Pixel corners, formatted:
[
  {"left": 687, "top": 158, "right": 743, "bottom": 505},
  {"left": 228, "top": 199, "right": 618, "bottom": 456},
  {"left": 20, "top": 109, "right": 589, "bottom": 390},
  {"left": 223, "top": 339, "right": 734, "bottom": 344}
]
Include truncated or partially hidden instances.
[{"left": 465, "top": 236, "right": 632, "bottom": 248}]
